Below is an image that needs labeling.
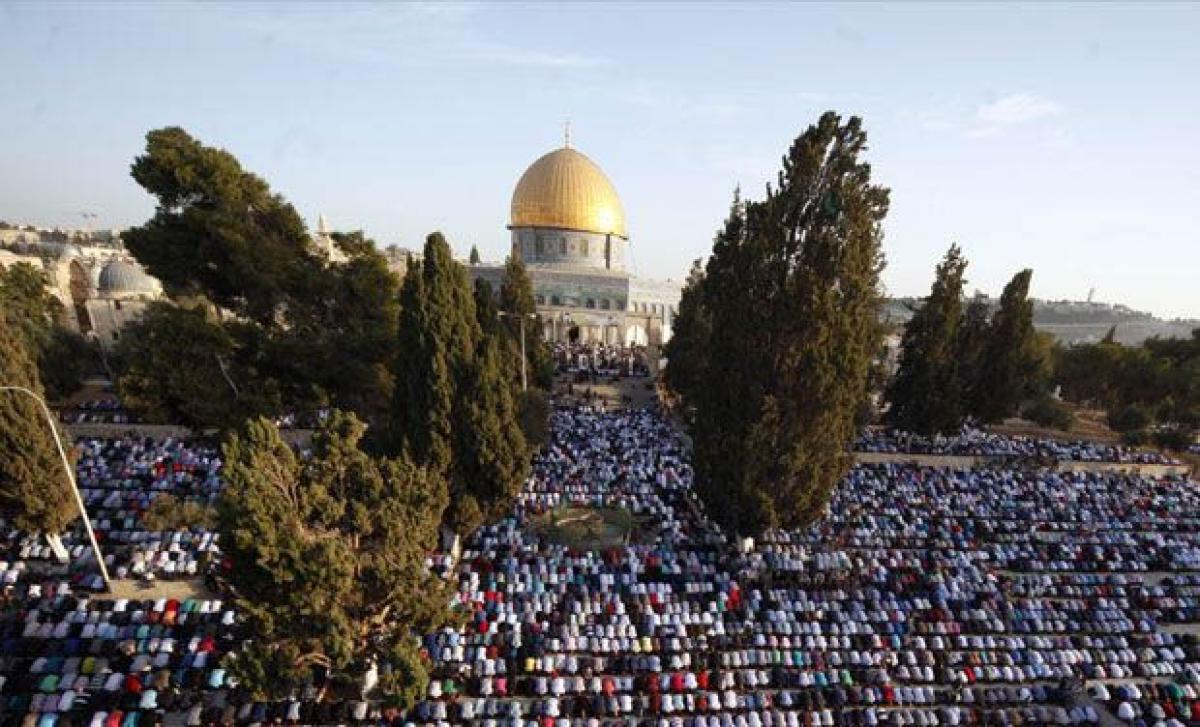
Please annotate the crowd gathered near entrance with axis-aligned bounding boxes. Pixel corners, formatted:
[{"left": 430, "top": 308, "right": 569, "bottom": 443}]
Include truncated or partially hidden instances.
[{"left": 2, "top": 383, "right": 1200, "bottom": 724}]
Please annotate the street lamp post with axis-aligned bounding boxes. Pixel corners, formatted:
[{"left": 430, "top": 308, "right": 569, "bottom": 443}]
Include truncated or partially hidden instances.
[
  {"left": 498, "top": 312, "right": 538, "bottom": 392},
  {"left": 1, "top": 385, "right": 111, "bottom": 590}
]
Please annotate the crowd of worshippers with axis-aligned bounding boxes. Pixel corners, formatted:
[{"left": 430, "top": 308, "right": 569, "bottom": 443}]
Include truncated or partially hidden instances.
[
  {"left": 0, "top": 410, "right": 1198, "bottom": 724},
  {"left": 552, "top": 345, "right": 650, "bottom": 378},
  {"left": 855, "top": 427, "right": 1181, "bottom": 465}
]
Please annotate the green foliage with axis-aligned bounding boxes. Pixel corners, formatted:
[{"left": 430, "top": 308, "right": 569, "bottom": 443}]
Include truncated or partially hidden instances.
[
  {"left": 140, "top": 493, "right": 216, "bottom": 531},
  {"left": 885, "top": 245, "right": 969, "bottom": 434},
  {"left": 663, "top": 258, "right": 711, "bottom": 419},
  {"left": 469, "top": 245, "right": 481, "bottom": 265},
  {"left": 393, "top": 233, "right": 476, "bottom": 473},
  {"left": 1151, "top": 427, "right": 1192, "bottom": 451},
  {"left": 1056, "top": 329, "right": 1199, "bottom": 445},
  {"left": 972, "top": 269, "right": 1042, "bottom": 422},
  {"left": 516, "top": 388, "right": 551, "bottom": 450},
  {"left": 120, "top": 129, "right": 403, "bottom": 431},
  {"left": 392, "top": 234, "right": 529, "bottom": 532},
  {"left": 0, "top": 263, "right": 92, "bottom": 399},
  {"left": 0, "top": 311, "right": 76, "bottom": 534},
  {"left": 453, "top": 334, "right": 528, "bottom": 524},
  {"left": 38, "top": 327, "right": 93, "bottom": 401},
  {"left": 1120, "top": 429, "right": 1148, "bottom": 446},
  {"left": 1021, "top": 395, "right": 1074, "bottom": 431},
  {"left": 114, "top": 302, "right": 273, "bottom": 429},
  {"left": 125, "top": 127, "right": 320, "bottom": 326},
  {"left": 688, "top": 112, "right": 888, "bottom": 536},
  {"left": 1108, "top": 402, "right": 1151, "bottom": 433},
  {"left": 218, "top": 411, "right": 453, "bottom": 706},
  {"left": 499, "top": 256, "right": 552, "bottom": 390}
]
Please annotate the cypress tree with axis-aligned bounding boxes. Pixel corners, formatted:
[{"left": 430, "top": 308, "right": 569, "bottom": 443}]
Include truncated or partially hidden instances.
[
  {"left": 884, "top": 244, "right": 969, "bottom": 434},
  {"left": 663, "top": 257, "right": 711, "bottom": 418},
  {"left": 955, "top": 296, "right": 992, "bottom": 416},
  {"left": 973, "top": 269, "right": 1040, "bottom": 422},
  {"left": 692, "top": 112, "right": 888, "bottom": 536},
  {"left": 392, "top": 233, "right": 529, "bottom": 532},
  {"left": 469, "top": 244, "right": 481, "bottom": 265},
  {"left": 499, "top": 255, "right": 552, "bottom": 389},
  {"left": 392, "top": 233, "right": 477, "bottom": 472},
  {"left": 451, "top": 334, "right": 528, "bottom": 533},
  {"left": 0, "top": 310, "right": 76, "bottom": 535}
]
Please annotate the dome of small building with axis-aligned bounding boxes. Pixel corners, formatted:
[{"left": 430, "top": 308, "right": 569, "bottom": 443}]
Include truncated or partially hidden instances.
[
  {"left": 510, "top": 147, "right": 627, "bottom": 239},
  {"left": 98, "top": 259, "right": 159, "bottom": 296}
]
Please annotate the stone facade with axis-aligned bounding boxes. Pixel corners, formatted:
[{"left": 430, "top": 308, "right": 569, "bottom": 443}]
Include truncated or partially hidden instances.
[
  {"left": 512, "top": 227, "right": 629, "bottom": 274},
  {"left": 0, "top": 227, "right": 163, "bottom": 351}
]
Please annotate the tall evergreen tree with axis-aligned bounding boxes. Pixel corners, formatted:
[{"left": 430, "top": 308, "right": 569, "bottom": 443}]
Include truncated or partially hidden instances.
[
  {"left": 884, "top": 245, "right": 969, "bottom": 434},
  {"left": 218, "top": 411, "right": 452, "bottom": 707},
  {"left": 0, "top": 310, "right": 76, "bottom": 535},
  {"left": 469, "top": 245, "right": 481, "bottom": 265},
  {"left": 451, "top": 335, "right": 528, "bottom": 533},
  {"left": 692, "top": 112, "right": 888, "bottom": 536},
  {"left": 955, "top": 296, "right": 991, "bottom": 414},
  {"left": 392, "top": 233, "right": 529, "bottom": 532},
  {"left": 499, "top": 255, "right": 552, "bottom": 389},
  {"left": 0, "top": 263, "right": 92, "bottom": 399},
  {"left": 392, "top": 233, "right": 472, "bottom": 473},
  {"left": 663, "top": 258, "right": 711, "bottom": 418},
  {"left": 973, "top": 269, "right": 1040, "bottom": 422}
]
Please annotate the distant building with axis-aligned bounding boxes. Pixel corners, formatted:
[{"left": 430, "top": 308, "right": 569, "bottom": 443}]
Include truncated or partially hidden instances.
[
  {"left": 470, "top": 140, "right": 683, "bottom": 346},
  {"left": 0, "top": 225, "right": 162, "bottom": 350}
]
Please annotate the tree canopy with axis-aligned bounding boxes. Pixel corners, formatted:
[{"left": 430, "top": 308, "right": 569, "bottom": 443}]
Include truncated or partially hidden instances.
[
  {"left": 662, "top": 258, "right": 710, "bottom": 421},
  {"left": 973, "top": 269, "right": 1042, "bottom": 423},
  {"left": 0, "top": 309, "right": 76, "bottom": 535},
  {"left": 0, "top": 263, "right": 91, "bottom": 400},
  {"left": 674, "top": 112, "right": 889, "bottom": 536},
  {"left": 392, "top": 233, "right": 529, "bottom": 533},
  {"left": 218, "top": 411, "right": 454, "bottom": 707},
  {"left": 119, "top": 128, "right": 403, "bottom": 432},
  {"left": 885, "top": 245, "right": 969, "bottom": 435},
  {"left": 125, "top": 127, "right": 321, "bottom": 327},
  {"left": 1056, "top": 327, "right": 1199, "bottom": 443}
]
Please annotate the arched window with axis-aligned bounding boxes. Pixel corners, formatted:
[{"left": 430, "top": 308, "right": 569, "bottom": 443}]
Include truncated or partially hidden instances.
[
  {"left": 586, "top": 298, "right": 596, "bottom": 309},
  {"left": 550, "top": 295, "right": 561, "bottom": 306},
  {"left": 599, "top": 298, "right": 610, "bottom": 310}
]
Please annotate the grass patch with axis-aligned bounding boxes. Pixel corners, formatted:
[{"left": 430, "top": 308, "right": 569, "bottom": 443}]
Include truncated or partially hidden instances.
[{"left": 532, "top": 505, "right": 650, "bottom": 550}]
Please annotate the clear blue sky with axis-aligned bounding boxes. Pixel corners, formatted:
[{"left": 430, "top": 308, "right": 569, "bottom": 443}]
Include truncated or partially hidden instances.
[{"left": 2, "top": 2, "right": 1197, "bottom": 318}]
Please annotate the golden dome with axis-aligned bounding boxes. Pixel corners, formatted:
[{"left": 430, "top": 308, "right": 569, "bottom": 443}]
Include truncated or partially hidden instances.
[{"left": 510, "top": 147, "right": 627, "bottom": 239}]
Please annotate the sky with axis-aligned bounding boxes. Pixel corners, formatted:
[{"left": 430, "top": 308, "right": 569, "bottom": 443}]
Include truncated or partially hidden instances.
[{"left": 1, "top": 2, "right": 1197, "bottom": 319}]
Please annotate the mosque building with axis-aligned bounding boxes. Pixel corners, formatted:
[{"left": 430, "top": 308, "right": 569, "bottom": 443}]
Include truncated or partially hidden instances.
[
  {"left": 0, "top": 226, "right": 163, "bottom": 351},
  {"left": 470, "top": 137, "right": 683, "bottom": 347},
  {"left": 2, "top": 135, "right": 683, "bottom": 353}
]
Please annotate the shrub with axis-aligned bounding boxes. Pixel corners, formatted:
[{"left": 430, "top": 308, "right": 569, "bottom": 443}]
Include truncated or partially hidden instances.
[
  {"left": 1022, "top": 396, "right": 1074, "bottom": 431},
  {"left": 1108, "top": 403, "right": 1151, "bottom": 433},
  {"left": 141, "top": 493, "right": 216, "bottom": 531},
  {"left": 1120, "top": 429, "right": 1149, "bottom": 447},
  {"left": 1152, "top": 427, "right": 1193, "bottom": 451}
]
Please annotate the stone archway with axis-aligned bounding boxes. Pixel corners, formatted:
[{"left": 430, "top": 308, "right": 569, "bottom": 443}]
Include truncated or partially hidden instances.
[{"left": 567, "top": 325, "right": 581, "bottom": 344}]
